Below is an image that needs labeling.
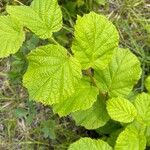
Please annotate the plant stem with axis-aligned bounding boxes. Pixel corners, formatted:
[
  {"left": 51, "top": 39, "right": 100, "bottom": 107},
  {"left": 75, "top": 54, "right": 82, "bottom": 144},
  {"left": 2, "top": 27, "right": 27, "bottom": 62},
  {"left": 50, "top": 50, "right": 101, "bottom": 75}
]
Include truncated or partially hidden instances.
[
  {"left": 49, "top": 37, "right": 60, "bottom": 45},
  {"left": 14, "top": 0, "right": 24, "bottom": 5},
  {"left": 86, "top": 68, "right": 97, "bottom": 87}
]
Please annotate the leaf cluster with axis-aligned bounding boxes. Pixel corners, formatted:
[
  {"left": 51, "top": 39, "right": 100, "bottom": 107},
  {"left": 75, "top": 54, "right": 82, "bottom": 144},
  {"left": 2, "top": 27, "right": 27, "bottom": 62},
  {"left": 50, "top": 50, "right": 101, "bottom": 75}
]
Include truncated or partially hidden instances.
[{"left": 0, "top": 0, "right": 150, "bottom": 149}]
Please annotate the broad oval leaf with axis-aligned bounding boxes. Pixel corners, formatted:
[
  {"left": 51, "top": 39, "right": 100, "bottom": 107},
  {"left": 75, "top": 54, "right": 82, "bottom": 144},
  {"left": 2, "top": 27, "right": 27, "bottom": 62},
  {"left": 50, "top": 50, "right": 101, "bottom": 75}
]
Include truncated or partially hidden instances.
[
  {"left": 23, "top": 44, "right": 82, "bottom": 105},
  {"left": 72, "top": 95, "right": 109, "bottom": 129},
  {"left": 53, "top": 78, "right": 99, "bottom": 116},
  {"left": 72, "top": 11, "right": 119, "bottom": 70},
  {"left": 94, "top": 48, "right": 142, "bottom": 98},
  {"left": 115, "top": 125, "right": 146, "bottom": 150},
  {"left": 107, "top": 97, "right": 137, "bottom": 123},
  {"left": 68, "top": 138, "right": 113, "bottom": 150},
  {"left": 0, "top": 16, "right": 25, "bottom": 58},
  {"left": 7, "top": 0, "right": 62, "bottom": 39},
  {"left": 134, "top": 93, "right": 150, "bottom": 126}
]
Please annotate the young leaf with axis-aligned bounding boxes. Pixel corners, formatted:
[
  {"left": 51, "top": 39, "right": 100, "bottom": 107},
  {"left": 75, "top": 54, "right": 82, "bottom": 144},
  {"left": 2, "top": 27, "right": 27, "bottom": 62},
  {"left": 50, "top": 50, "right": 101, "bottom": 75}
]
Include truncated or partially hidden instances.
[
  {"left": 134, "top": 93, "right": 150, "bottom": 126},
  {"left": 68, "top": 138, "right": 112, "bottom": 150},
  {"left": 72, "top": 95, "right": 109, "bottom": 129},
  {"left": 0, "top": 16, "right": 25, "bottom": 58},
  {"left": 53, "top": 78, "right": 99, "bottom": 116},
  {"left": 107, "top": 97, "right": 137, "bottom": 123},
  {"left": 7, "top": 0, "right": 62, "bottom": 39},
  {"left": 94, "top": 48, "right": 141, "bottom": 98},
  {"left": 72, "top": 11, "right": 119, "bottom": 70},
  {"left": 23, "top": 44, "right": 81, "bottom": 105},
  {"left": 115, "top": 125, "right": 146, "bottom": 150}
]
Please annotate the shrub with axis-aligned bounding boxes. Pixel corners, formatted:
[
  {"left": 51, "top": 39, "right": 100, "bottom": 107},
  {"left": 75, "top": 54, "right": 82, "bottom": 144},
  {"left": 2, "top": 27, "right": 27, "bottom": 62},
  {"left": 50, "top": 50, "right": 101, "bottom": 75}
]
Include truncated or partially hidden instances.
[{"left": 0, "top": 0, "right": 150, "bottom": 149}]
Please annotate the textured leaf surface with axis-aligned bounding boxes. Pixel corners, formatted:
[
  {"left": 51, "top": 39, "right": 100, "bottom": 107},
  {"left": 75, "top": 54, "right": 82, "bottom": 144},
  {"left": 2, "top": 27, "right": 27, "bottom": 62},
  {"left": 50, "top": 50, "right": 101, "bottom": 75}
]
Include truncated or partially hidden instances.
[
  {"left": 72, "top": 11, "right": 119, "bottom": 70},
  {"left": 115, "top": 125, "right": 146, "bottom": 150},
  {"left": 72, "top": 96, "right": 109, "bottom": 129},
  {"left": 145, "top": 127, "right": 150, "bottom": 146},
  {"left": 94, "top": 48, "right": 141, "bottom": 98},
  {"left": 145, "top": 76, "right": 150, "bottom": 92},
  {"left": 107, "top": 97, "right": 137, "bottom": 123},
  {"left": 7, "top": 0, "right": 62, "bottom": 39},
  {"left": 68, "top": 138, "right": 112, "bottom": 150},
  {"left": 0, "top": 16, "right": 25, "bottom": 58},
  {"left": 53, "top": 78, "right": 98, "bottom": 116},
  {"left": 23, "top": 44, "right": 81, "bottom": 105},
  {"left": 134, "top": 93, "right": 150, "bottom": 126}
]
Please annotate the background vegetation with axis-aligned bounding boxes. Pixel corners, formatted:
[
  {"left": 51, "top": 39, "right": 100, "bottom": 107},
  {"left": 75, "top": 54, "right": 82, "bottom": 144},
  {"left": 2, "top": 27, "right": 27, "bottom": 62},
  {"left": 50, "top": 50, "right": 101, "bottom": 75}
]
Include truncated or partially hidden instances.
[{"left": 0, "top": 0, "right": 150, "bottom": 149}]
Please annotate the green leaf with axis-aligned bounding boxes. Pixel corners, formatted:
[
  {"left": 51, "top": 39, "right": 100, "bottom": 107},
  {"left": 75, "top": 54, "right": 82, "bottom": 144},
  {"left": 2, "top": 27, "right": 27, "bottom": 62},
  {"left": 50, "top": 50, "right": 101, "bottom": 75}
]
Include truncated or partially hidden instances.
[
  {"left": 72, "top": 11, "right": 119, "bottom": 70},
  {"left": 53, "top": 78, "right": 98, "bottom": 116},
  {"left": 107, "top": 97, "right": 137, "bottom": 123},
  {"left": 94, "top": 48, "right": 141, "bottom": 98},
  {"left": 145, "top": 126, "right": 150, "bottom": 146},
  {"left": 0, "top": 16, "right": 25, "bottom": 58},
  {"left": 72, "top": 95, "right": 109, "bottom": 129},
  {"left": 96, "top": 120, "right": 122, "bottom": 135},
  {"left": 95, "top": 0, "right": 106, "bottom": 5},
  {"left": 145, "top": 76, "right": 150, "bottom": 92},
  {"left": 107, "top": 129, "right": 122, "bottom": 147},
  {"left": 145, "top": 24, "right": 150, "bottom": 34},
  {"left": 115, "top": 125, "right": 146, "bottom": 150},
  {"left": 14, "top": 108, "right": 28, "bottom": 118},
  {"left": 134, "top": 93, "right": 150, "bottom": 126},
  {"left": 7, "top": 0, "right": 62, "bottom": 39},
  {"left": 41, "top": 120, "right": 56, "bottom": 139},
  {"left": 68, "top": 138, "right": 112, "bottom": 150},
  {"left": 23, "top": 44, "right": 81, "bottom": 105},
  {"left": 77, "top": 0, "right": 85, "bottom": 7}
]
